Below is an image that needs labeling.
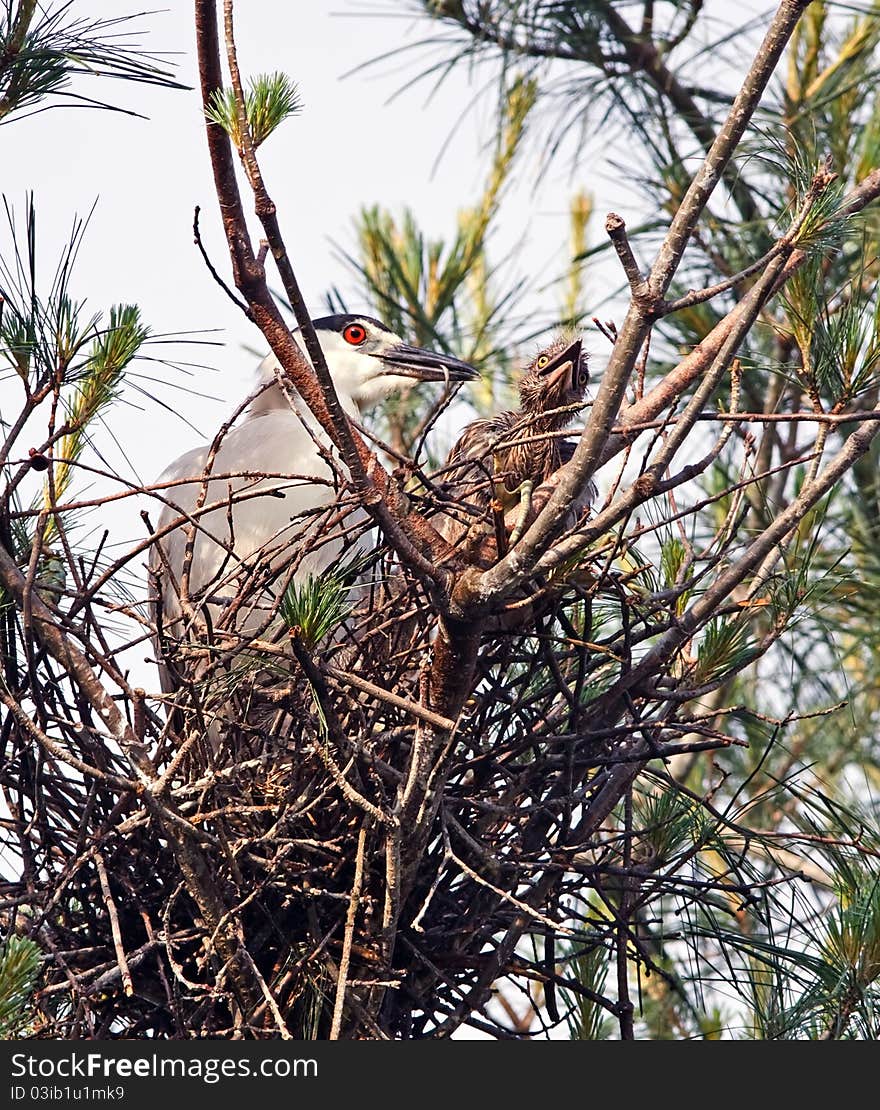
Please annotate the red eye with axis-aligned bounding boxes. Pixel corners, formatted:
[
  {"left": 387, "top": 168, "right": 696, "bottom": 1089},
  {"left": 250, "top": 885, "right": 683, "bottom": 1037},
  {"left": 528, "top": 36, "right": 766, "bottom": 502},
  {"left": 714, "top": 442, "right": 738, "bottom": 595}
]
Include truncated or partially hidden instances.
[{"left": 343, "top": 323, "right": 367, "bottom": 345}]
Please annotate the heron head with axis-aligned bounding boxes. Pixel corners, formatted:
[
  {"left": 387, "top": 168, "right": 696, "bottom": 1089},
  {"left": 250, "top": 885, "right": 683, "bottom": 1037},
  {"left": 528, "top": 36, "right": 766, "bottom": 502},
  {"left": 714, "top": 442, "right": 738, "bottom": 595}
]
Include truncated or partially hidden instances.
[
  {"left": 303, "top": 314, "right": 478, "bottom": 411},
  {"left": 518, "top": 335, "right": 589, "bottom": 416}
]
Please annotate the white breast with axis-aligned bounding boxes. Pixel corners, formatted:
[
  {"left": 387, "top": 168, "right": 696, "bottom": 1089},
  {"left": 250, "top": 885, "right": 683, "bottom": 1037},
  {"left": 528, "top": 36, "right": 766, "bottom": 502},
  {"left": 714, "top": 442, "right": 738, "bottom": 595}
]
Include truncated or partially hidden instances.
[{"left": 150, "top": 403, "right": 368, "bottom": 644}]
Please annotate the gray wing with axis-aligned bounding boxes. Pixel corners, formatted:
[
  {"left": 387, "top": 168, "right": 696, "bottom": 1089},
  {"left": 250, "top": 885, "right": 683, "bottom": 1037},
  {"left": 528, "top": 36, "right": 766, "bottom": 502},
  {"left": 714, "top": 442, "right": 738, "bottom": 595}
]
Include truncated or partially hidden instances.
[{"left": 147, "top": 409, "right": 372, "bottom": 697}]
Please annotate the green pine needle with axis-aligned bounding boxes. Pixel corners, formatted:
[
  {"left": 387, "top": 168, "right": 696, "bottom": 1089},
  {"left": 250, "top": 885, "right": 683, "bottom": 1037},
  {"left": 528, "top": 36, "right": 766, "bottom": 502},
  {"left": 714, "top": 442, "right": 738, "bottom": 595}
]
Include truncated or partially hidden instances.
[
  {"left": 661, "top": 536, "right": 691, "bottom": 617},
  {"left": 633, "top": 785, "right": 702, "bottom": 867},
  {"left": 562, "top": 945, "right": 613, "bottom": 1040},
  {"left": 0, "top": 6, "right": 184, "bottom": 123},
  {"left": 0, "top": 935, "right": 40, "bottom": 1038},
  {"left": 694, "top": 618, "right": 756, "bottom": 686},
  {"left": 44, "top": 303, "right": 149, "bottom": 541},
  {"left": 206, "top": 73, "right": 302, "bottom": 150},
  {"left": 821, "top": 872, "right": 880, "bottom": 993},
  {"left": 279, "top": 553, "right": 368, "bottom": 651}
]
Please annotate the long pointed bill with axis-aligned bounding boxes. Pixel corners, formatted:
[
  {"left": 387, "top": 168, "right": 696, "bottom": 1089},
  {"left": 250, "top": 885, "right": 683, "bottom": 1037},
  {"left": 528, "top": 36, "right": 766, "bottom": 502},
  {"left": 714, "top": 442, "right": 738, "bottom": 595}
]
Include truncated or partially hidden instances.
[
  {"left": 539, "top": 338, "right": 583, "bottom": 392},
  {"left": 377, "top": 343, "right": 479, "bottom": 383}
]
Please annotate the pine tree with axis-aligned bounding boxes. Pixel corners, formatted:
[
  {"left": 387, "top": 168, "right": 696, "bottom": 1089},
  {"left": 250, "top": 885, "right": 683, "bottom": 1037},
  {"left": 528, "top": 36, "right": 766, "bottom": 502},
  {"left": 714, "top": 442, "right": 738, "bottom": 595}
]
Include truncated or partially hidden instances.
[{"left": 3, "top": 0, "right": 880, "bottom": 1040}]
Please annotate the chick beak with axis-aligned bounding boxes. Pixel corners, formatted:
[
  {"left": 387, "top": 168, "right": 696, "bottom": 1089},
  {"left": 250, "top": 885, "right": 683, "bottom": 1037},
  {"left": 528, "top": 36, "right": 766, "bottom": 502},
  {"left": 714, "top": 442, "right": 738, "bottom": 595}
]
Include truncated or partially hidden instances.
[
  {"left": 538, "top": 338, "right": 584, "bottom": 392},
  {"left": 377, "top": 343, "right": 479, "bottom": 383}
]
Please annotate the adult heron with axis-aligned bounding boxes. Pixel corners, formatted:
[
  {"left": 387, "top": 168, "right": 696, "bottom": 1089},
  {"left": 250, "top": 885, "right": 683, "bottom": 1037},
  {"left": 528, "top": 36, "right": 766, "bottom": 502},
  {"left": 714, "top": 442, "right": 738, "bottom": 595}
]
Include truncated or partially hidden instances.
[{"left": 149, "top": 314, "right": 478, "bottom": 696}]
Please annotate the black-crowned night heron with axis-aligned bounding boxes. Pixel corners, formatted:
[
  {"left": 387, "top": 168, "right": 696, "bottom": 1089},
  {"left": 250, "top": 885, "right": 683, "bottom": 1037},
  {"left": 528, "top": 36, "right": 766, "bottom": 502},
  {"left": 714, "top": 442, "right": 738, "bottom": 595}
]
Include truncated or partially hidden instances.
[
  {"left": 149, "top": 314, "right": 478, "bottom": 691},
  {"left": 440, "top": 334, "right": 592, "bottom": 561}
]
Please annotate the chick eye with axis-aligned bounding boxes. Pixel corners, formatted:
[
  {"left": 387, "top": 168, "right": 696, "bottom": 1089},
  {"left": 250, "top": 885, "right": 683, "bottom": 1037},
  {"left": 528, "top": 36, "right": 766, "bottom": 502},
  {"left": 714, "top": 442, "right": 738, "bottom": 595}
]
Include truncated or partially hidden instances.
[
  {"left": 343, "top": 323, "right": 367, "bottom": 345},
  {"left": 578, "top": 370, "right": 589, "bottom": 385},
  {"left": 536, "top": 354, "right": 550, "bottom": 370}
]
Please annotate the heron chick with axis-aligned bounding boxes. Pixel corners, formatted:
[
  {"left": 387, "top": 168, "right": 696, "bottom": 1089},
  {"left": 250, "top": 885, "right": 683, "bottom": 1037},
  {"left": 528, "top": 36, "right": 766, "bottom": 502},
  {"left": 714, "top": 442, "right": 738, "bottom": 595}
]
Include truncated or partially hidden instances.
[{"left": 441, "top": 334, "right": 591, "bottom": 561}]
